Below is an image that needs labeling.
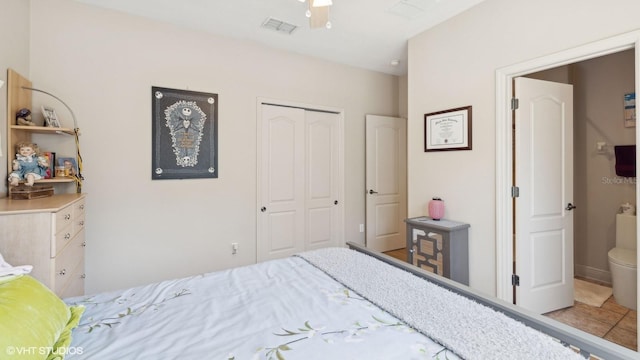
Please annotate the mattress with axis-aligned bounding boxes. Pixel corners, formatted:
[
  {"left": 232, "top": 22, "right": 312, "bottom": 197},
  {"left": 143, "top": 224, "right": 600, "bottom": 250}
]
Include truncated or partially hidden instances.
[
  {"left": 65, "top": 253, "right": 459, "bottom": 359},
  {"left": 64, "top": 247, "right": 594, "bottom": 359}
]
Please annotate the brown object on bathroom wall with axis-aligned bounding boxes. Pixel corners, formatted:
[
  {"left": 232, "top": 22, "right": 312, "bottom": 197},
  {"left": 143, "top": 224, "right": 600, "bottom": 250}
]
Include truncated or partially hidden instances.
[{"left": 614, "top": 145, "right": 636, "bottom": 177}]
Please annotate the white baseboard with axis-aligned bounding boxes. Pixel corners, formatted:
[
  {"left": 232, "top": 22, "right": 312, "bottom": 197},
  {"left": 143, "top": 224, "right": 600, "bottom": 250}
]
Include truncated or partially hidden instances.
[{"left": 575, "top": 264, "right": 611, "bottom": 285}]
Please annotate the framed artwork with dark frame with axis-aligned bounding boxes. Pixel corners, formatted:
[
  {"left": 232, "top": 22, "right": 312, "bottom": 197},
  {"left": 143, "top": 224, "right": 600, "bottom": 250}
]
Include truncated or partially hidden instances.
[
  {"left": 424, "top": 106, "right": 472, "bottom": 152},
  {"left": 152, "top": 87, "right": 218, "bottom": 180}
]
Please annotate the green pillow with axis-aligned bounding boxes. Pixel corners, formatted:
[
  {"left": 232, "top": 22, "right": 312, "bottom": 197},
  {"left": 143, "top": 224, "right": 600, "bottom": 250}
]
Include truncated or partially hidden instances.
[{"left": 0, "top": 275, "right": 84, "bottom": 360}]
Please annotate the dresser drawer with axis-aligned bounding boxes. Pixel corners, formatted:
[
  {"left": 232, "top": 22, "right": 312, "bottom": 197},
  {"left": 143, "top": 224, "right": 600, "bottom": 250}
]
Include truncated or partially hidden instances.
[
  {"left": 59, "top": 261, "right": 85, "bottom": 299},
  {"left": 53, "top": 221, "right": 74, "bottom": 257},
  {"left": 54, "top": 203, "right": 74, "bottom": 232},
  {"left": 75, "top": 214, "right": 86, "bottom": 235},
  {"left": 52, "top": 200, "right": 86, "bottom": 257},
  {"left": 74, "top": 199, "right": 86, "bottom": 217},
  {"left": 54, "top": 230, "right": 85, "bottom": 295}
]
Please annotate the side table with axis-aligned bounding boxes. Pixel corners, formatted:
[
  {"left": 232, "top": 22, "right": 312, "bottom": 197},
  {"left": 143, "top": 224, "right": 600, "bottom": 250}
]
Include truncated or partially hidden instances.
[{"left": 405, "top": 216, "right": 470, "bottom": 285}]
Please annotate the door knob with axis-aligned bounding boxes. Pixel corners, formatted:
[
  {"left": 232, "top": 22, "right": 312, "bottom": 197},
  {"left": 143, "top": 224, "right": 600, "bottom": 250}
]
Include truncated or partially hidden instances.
[
  {"left": 566, "top": 203, "right": 577, "bottom": 211},
  {"left": 368, "top": 189, "right": 378, "bottom": 195}
]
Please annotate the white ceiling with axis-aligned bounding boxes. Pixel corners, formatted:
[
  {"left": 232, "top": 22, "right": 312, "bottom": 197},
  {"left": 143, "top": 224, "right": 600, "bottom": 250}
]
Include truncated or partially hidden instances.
[{"left": 73, "top": 0, "right": 485, "bottom": 76}]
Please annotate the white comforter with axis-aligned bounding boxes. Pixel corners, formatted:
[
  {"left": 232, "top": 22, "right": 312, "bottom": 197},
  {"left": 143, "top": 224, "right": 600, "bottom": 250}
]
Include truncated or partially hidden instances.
[{"left": 66, "top": 255, "right": 458, "bottom": 360}]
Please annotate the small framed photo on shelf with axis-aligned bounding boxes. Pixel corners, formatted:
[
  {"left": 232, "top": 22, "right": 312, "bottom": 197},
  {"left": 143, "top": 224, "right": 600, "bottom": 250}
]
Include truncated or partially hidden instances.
[
  {"left": 57, "top": 157, "right": 77, "bottom": 177},
  {"left": 42, "top": 106, "right": 61, "bottom": 128},
  {"left": 43, "top": 151, "right": 56, "bottom": 179},
  {"left": 424, "top": 106, "right": 472, "bottom": 152}
]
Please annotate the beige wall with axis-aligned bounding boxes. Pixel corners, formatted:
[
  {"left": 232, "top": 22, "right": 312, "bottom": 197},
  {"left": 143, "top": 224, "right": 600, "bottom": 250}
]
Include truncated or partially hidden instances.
[
  {"left": 0, "top": 0, "right": 31, "bottom": 194},
  {"left": 398, "top": 74, "right": 408, "bottom": 119},
  {"left": 25, "top": 0, "right": 400, "bottom": 293},
  {"left": 408, "top": 0, "right": 640, "bottom": 296}
]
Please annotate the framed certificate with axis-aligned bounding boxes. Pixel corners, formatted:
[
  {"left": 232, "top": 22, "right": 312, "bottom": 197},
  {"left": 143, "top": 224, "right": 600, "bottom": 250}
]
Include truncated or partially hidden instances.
[{"left": 424, "top": 106, "right": 472, "bottom": 152}]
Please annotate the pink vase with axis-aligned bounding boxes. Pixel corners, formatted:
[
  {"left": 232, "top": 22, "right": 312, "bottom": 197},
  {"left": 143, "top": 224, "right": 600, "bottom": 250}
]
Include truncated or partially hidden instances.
[{"left": 428, "top": 197, "right": 445, "bottom": 220}]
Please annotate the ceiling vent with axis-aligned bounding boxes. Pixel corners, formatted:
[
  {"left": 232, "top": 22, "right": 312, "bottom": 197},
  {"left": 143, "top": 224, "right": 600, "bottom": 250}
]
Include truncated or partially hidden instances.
[
  {"left": 387, "top": 0, "right": 436, "bottom": 20},
  {"left": 261, "top": 17, "right": 298, "bottom": 34}
]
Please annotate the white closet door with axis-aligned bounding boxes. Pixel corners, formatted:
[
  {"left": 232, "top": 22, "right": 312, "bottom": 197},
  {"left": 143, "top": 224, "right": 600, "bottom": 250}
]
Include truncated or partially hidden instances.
[
  {"left": 305, "top": 110, "right": 341, "bottom": 251},
  {"left": 258, "top": 104, "right": 342, "bottom": 262},
  {"left": 258, "top": 105, "right": 306, "bottom": 262}
]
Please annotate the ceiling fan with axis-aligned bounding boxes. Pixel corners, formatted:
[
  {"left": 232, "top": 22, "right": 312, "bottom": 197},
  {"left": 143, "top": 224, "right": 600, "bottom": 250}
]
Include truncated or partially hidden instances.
[{"left": 299, "top": 0, "right": 333, "bottom": 29}]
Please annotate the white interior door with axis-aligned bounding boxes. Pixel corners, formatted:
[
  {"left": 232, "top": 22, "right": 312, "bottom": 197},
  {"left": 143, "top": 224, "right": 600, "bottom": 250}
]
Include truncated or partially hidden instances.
[
  {"left": 515, "top": 77, "right": 574, "bottom": 314},
  {"left": 258, "top": 105, "right": 305, "bottom": 262},
  {"left": 305, "top": 110, "right": 342, "bottom": 251},
  {"left": 365, "top": 115, "right": 407, "bottom": 252},
  {"left": 258, "top": 104, "right": 343, "bottom": 262}
]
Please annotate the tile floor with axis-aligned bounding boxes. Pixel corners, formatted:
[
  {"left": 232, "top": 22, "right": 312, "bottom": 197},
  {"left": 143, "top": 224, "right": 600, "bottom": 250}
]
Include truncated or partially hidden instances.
[
  {"left": 382, "top": 248, "right": 638, "bottom": 352},
  {"left": 545, "top": 283, "right": 637, "bottom": 352}
]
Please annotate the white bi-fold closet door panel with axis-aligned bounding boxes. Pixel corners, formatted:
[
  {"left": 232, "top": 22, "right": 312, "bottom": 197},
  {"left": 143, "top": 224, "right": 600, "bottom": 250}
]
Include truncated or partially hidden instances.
[{"left": 258, "top": 103, "right": 343, "bottom": 262}]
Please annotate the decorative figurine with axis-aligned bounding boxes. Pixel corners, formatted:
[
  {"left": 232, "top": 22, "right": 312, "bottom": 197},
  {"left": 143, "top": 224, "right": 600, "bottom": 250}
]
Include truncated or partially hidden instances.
[
  {"left": 8, "top": 142, "right": 49, "bottom": 186},
  {"left": 15, "top": 108, "right": 35, "bottom": 126}
]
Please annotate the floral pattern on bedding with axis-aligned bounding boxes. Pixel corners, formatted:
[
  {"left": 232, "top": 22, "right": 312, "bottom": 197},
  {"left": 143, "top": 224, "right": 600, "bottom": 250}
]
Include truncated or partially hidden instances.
[
  {"left": 64, "top": 257, "right": 460, "bottom": 360},
  {"left": 227, "top": 288, "right": 458, "bottom": 360},
  {"left": 69, "top": 289, "right": 191, "bottom": 333}
]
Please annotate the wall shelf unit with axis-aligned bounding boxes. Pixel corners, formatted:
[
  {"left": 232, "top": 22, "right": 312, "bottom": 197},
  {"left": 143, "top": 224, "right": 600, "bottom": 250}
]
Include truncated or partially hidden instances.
[
  {"left": 5, "top": 69, "right": 81, "bottom": 195},
  {"left": 2, "top": 70, "right": 87, "bottom": 296},
  {"left": 10, "top": 124, "right": 75, "bottom": 135}
]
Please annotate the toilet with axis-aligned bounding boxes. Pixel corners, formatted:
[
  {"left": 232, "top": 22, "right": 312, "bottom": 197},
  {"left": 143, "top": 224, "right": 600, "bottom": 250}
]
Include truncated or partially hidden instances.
[{"left": 607, "top": 213, "right": 637, "bottom": 310}]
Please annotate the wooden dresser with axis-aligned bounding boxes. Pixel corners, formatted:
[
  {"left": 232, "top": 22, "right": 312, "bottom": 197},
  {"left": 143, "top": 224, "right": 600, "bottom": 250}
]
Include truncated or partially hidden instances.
[{"left": 0, "top": 193, "right": 86, "bottom": 298}]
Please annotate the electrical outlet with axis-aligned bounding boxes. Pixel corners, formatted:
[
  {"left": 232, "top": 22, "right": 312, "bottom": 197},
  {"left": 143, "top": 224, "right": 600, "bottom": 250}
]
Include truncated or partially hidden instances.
[
  {"left": 359, "top": 224, "right": 365, "bottom": 233},
  {"left": 231, "top": 242, "right": 238, "bottom": 255}
]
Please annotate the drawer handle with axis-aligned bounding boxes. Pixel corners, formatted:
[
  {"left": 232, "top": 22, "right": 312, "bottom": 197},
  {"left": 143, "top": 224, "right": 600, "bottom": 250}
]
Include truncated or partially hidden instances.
[
  {"left": 80, "top": 274, "right": 86, "bottom": 279},
  {"left": 82, "top": 241, "right": 86, "bottom": 247},
  {"left": 64, "top": 233, "right": 71, "bottom": 240},
  {"left": 79, "top": 220, "right": 85, "bottom": 226},
  {"left": 59, "top": 269, "right": 67, "bottom": 276},
  {"left": 79, "top": 205, "right": 85, "bottom": 210},
  {"left": 64, "top": 214, "right": 71, "bottom": 220}
]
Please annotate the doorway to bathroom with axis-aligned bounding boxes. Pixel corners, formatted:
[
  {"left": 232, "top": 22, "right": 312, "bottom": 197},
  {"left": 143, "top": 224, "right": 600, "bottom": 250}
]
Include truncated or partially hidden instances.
[
  {"left": 522, "top": 49, "right": 637, "bottom": 351},
  {"left": 495, "top": 31, "right": 640, "bottom": 351}
]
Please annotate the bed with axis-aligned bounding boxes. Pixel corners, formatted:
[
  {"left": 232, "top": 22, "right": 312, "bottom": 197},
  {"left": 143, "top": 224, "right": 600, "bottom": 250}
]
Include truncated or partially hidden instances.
[{"left": 0, "top": 243, "right": 637, "bottom": 360}]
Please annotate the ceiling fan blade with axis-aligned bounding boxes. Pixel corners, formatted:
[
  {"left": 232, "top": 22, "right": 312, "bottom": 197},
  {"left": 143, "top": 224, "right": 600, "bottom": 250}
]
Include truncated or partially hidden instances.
[
  {"left": 312, "top": 0, "right": 333, "bottom": 6},
  {"left": 308, "top": 2, "right": 329, "bottom": 29}
]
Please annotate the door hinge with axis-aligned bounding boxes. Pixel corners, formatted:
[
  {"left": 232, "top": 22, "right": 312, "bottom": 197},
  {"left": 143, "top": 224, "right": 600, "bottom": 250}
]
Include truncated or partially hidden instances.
[
  {"left": 511, "top": 186, "right": 519, "bottom": 198},
  {"left": 511, "top": 98, "right": 519, "bottom": 110},
  {"left": 512, "top": 274, "right": 520, "bottom": 286}
]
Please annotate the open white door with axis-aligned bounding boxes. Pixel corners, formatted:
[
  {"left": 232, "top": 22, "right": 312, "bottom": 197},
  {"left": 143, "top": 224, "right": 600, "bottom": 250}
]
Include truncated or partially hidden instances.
[
  {"left": 365, "top": 115, "right": 407, "bottom": 252},
  {"left": 515, "top": 77, "right": 574, "bottom": 314}
]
